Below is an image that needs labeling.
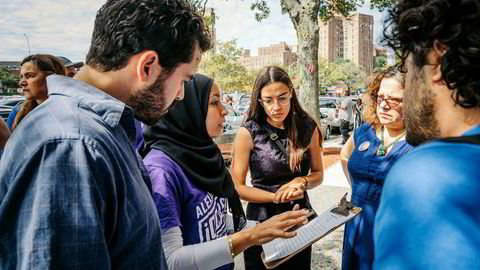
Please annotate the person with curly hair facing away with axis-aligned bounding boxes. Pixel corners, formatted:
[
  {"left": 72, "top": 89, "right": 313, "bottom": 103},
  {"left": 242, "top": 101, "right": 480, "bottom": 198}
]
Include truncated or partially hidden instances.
[
  {"left": 340, "top": 66, "right": 413, "bottom": 270},
  {"left": 374, "top": 1, "right": 480, "bottom": 269},
  {"left": 12, "top": 54, "right": 66, "bottom": 130}
]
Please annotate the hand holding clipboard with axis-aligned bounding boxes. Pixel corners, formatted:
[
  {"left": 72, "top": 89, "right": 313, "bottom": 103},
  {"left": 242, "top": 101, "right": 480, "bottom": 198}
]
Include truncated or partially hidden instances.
[{"left": 261, "top": 193, "right": 362, "bottom": 269}]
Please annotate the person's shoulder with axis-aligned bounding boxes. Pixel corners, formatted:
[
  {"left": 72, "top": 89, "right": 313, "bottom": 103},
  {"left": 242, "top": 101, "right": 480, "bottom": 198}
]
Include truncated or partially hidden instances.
[
  {"left": 8, "top": 96, "right": 118, "bottom": 156},
  {"left": 406, "top": 139, "right": 479, "bottom": 167},
  {"left": 144, "top": 149, "right": 186, "bottom": 182},
  {"left": 242, "top": 119, "right": 258, "bottom": 130},
  {"left": 7, "top": 99, "right": 76, "bottom": 148},
  {"left": 144, "top": 149, "right": 177, "bottom": 169},
  {"left": 384, "top": 140, "right": 480, "bottom": 201},
  {"left": 242, "top": 119, "right": 260, "bottom": 136},
  {"left": 343, "top": 96, "right": 353, "bottom": 103},
  {"left": 354, "top": 123, "right": 373, "bottom": 136}
]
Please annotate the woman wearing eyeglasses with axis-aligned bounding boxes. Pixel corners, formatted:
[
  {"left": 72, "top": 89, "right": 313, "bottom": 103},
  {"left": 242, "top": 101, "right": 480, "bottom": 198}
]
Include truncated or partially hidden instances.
[
  {"left": 232, "top": 66, "right": 324, "bottom": 270},
  {"left": 340, "top": 66, "right": 413, "bottom": 270}
]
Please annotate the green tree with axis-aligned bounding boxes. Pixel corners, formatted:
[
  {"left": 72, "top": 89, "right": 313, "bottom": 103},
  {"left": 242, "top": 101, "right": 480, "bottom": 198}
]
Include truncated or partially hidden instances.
[
  {"left": 318, "top": 58, "right": 340, "bottom": 87},
  {"left": 198, "top": 40, "right": 255, "bottom": 93},
  {"left": 318, "top": 58, "right": 366, "bottom": 95},
  {"left": 374, "top": 55, "right": 387, "bottom": 73},
  {"left": 189, "top": 0, "right": 394, "bottom": 122},
  {"left": 0, "top": 68, "right": 20, "bottom": 94},
  {"left": 334, "top": 59, "right": 366, "bottom": 94}
]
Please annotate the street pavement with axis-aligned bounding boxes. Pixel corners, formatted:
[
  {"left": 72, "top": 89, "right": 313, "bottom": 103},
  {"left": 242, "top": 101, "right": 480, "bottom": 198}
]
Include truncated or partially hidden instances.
[{"left": 234, "top": 136, "right": 352, "bottom": 269}]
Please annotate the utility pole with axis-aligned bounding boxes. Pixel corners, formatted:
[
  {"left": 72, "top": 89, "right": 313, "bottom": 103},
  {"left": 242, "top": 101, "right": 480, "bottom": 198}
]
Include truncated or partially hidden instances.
[{"left": 23, "top": 33, "right": 31, "bottom": 55}]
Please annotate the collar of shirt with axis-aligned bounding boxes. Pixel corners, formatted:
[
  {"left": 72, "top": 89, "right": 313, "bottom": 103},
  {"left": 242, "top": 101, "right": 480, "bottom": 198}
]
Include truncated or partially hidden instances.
[
  {"left": 46, "top": 75, "right": 136, "bottom": 142},
  {"left": 463, "top": 125, "right": 480, "bottom": 136}
]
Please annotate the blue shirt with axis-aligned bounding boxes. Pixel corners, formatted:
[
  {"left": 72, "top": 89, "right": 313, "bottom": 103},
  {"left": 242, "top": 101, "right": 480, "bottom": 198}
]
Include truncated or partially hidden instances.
[
  {"left": 343, "top": 123, "right": 412, "bottom": 270},
  {"left": 7, "top": 102, "right": 22, "bottom": 130},
  {"left": 0, "top": 75, "right": 167, "bottom": 269},
  {"left": 0, "top": 118, "right": 7, "bottom": 158},
  {"left": 374, "top": 125, "right": 480, "bottom": 270}
]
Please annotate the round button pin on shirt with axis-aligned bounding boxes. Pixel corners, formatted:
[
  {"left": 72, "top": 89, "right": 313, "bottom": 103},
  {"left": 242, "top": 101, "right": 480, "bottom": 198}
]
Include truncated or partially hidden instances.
[{"left": 358, "top": 141, "right": 371, "bottom": 152}]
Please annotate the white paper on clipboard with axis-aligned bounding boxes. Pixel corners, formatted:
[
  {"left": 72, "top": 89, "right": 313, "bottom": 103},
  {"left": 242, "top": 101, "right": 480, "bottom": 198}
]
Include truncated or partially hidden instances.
[{"left": 262, "top": 205, "right": 360, "bottom": 263}]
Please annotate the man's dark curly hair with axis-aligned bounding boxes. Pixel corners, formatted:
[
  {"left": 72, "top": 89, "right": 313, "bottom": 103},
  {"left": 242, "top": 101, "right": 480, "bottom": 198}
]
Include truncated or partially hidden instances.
[
  {"left": 86, "top": 0, "right": 211, "bottom": 73},
  {"left": 383, "top": 0, "right": 480, "bottom": 108}
]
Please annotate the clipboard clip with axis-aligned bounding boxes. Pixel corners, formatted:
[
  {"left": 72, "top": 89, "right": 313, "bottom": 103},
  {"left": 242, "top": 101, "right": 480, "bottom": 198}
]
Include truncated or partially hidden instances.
[{"left": 331, "top": 193, "right": 355, "bottom": 217}]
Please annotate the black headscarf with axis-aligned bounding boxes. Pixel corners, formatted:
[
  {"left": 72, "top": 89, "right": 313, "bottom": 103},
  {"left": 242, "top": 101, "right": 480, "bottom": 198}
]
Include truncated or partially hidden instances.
[{"left": 143, "top": 74, "right": 246, "bottom": 232}]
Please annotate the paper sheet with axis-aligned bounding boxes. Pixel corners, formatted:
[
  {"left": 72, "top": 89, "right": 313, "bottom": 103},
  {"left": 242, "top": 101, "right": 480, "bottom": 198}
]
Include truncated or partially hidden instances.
[{"left": 262, "top": 206, "right": 358, "bottom": 262}]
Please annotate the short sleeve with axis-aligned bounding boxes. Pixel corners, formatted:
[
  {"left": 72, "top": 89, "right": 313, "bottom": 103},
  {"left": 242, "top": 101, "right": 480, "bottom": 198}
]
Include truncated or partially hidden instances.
[{"left": 147, "top": 161, "right": 183, "bottom": 231}]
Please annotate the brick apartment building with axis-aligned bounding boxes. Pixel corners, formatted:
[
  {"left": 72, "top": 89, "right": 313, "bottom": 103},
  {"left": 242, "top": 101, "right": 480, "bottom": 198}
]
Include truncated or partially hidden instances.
[
  {"left": 239, "top": 42, "right": 297, "bottom": 71},
  {"left": 319, "top": 13, "right": 374, "bottom": 74}
]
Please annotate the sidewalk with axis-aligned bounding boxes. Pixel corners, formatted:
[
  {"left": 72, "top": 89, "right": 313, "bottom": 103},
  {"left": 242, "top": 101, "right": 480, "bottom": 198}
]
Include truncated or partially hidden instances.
[
  {"left": 323, "top": 162, "right": 350, "bottom": 188},
  {"left": 234, "top": 162, "right": 351, "bottom": 269}
]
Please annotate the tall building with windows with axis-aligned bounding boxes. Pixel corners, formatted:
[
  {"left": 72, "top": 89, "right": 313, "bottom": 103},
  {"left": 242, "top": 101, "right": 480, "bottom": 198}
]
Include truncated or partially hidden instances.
[
  {"left": 239, "top": 42, "right": 297, "bottom": 70},
  {"left": 343, "top": 13, "right": 374, "bottom": 74},
  {"left": 318, "top": 13, "right": 374, "bottom": 74},
  {"left": 318, "top": 17, "right": 344, "bottom": 62},
  {"left": 0, "top": 61, "right": 21, "bottom": 74}
]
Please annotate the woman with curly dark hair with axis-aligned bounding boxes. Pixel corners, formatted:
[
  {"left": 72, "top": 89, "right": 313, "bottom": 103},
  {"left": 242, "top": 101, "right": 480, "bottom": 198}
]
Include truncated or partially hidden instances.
[
  {"left": 339, "top": 66, "right": 413, "bottom": 270},
  {"left": 374, "top": 0, "right": 480, "bottom": 269}
]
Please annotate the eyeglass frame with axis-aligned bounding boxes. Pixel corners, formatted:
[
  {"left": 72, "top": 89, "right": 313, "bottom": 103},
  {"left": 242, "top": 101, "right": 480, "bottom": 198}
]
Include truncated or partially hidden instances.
[
  {"left": 258, "top": 92, "right": 292, "bottom": 108},
  {"left": 373, "top": 94, "right": 403, "bottom": 109}
]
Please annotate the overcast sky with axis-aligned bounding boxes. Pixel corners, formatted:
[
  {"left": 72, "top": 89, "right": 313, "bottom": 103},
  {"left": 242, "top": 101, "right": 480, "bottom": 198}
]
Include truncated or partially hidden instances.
[{"left": 0, "top": 0, "right": 386, "bottom": 62}]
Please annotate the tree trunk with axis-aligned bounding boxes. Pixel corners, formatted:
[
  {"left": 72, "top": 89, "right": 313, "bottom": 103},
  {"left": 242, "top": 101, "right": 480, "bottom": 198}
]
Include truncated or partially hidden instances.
[
  {"left": 343, "top": 81, "right": 352, "bottom": 95},
  {"left": 284, "top": 0, "right": 321, "bottom": 124}
]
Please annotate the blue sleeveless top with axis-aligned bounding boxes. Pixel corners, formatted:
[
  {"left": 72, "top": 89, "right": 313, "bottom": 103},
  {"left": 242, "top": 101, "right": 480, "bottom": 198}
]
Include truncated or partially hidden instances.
[{"left": 342, "top": 123, "right": 413, "bottom": 270}]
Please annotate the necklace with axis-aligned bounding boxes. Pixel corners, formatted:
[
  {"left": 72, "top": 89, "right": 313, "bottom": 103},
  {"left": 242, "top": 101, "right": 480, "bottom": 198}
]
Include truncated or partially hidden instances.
[{"left": 377, "top": 127, "right": 406, "bottom": 156}]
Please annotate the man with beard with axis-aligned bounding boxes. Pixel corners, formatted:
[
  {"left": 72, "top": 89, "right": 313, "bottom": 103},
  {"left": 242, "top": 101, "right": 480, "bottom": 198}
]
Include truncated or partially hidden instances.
[
  {"left": 374, "top": 0, "right": 480, "bottom": 269},
  {"left": 0, "top": 0, "right": 211, "bottom": 269}
]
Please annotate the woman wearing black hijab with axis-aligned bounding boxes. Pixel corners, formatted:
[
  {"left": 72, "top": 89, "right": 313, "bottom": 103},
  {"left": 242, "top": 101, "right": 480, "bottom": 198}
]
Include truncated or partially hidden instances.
[{"left": 143, "top": 74, "right": 310, "bottom": 270}]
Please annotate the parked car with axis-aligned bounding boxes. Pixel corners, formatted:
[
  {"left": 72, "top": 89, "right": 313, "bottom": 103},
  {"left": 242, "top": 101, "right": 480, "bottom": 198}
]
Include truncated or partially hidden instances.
[
  {"left": 0, "top": 106, "right": 12, "bottom": 121},
  {"left": 235, "top": 94, "right": 251, "bottom": 115},
  {"left": 319, "top": 96, "right": 342, "bottom": 131},
  {"left": 318, "top": 112, "right": 331, "bottom": 140},
  {"left": 319, "top": 96, "right": 360, "bottom": 133},
  {"left": 0, "top": 96, "right": 25, "bottom": 107},
  {"left": 223, "top": 103, "right": 245, "bottom": 135}
]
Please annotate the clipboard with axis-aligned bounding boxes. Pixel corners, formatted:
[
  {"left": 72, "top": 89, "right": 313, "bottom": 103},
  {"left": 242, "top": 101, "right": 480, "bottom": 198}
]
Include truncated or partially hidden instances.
[{"left": 260, "top": 193, "right": 362, "bottom": 269}]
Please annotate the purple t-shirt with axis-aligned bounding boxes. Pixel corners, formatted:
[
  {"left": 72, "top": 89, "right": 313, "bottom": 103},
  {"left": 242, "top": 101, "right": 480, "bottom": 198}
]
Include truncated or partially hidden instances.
[{"left": 144, "top": 149, "right": 229, "bottom": 246}]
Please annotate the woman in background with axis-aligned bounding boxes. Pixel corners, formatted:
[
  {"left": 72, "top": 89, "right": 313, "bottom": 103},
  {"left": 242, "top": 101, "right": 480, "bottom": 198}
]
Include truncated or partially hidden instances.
[
  {"left": 12, "top": 54, "right": 66, "bottom": 130},
  {"left": 340, "top": 66, "right": 413, "bottom": 270}
]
